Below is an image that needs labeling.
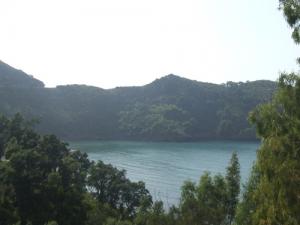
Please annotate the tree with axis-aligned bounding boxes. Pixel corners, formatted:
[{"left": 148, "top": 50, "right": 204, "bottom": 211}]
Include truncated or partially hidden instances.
[
  {"left": 0, "top": 113, "right": 38, "bottom": 159},
  {"left": 180, "top": 173, "right": 228, "bottom": 225},
  {"left": 234, "top": 165, "right": 260, "bottom": 225},
  {"left": 279, "top": 0, "right": 300, "bottom": 65},
  {"left": 141, "top": 201, "right": 168, "bottom": 225},
  {"left": 279, "top": 0, "right": 300, "bottom": 44},
  {"left": 0, "top": 114, "right": 91, "bottom": 225},
  {"left": 0, "top": 161, "right": 19, "bottom": 225},
  {"left": 0, "top": 115, "right": 9, "bottom": 158},
  {"left": 225, "top": 152, "right": 241, "bottom": 225},
  {"left": 249, "top": 74, "right": 300, "bottom": 224},
  {"left": 1, "top": 114, "right": 157, "bottom": 225},
  {"left": 87, "top": 161, "right": 152, "bottom": 220},
  {"left": 233, "top": 1, "right": 300, "bottom": 224},
  {"left": 179, "top": 153, "right": 240, "bottom": 225}
]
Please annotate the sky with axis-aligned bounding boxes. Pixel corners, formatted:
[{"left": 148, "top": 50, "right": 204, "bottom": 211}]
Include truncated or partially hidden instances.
[{"left": 0, "top": 0, "right": 299, "bottom": 88}]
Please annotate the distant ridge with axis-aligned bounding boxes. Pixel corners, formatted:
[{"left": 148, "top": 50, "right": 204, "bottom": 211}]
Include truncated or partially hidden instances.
[
  {"left": 0, "top": 60, "right": 44, "bottom": 88},
  {"left": 0, "top": 60, "right": 277, "bottom": 141}
]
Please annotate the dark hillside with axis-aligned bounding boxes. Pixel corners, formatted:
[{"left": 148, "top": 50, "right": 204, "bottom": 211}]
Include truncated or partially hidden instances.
[
  {"left": 0, "top": 61, "right": 277, "bottom": 141},
  {"left": 0, "top": 61, "right": 44, "bottom": 88}
]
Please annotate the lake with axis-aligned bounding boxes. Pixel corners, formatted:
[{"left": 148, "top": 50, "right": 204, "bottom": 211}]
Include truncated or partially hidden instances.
[{"left": 69, "top": 141, "right": 259, "bottom": 207}]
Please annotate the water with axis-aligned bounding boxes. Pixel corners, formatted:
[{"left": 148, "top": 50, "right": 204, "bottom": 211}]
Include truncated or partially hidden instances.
[{"left": 69, "top": 141, "right": 259, "bottom": 207}]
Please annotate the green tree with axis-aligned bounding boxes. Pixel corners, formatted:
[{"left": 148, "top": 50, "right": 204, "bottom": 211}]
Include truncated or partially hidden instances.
[
  {"left": 225, "top": 152, "right": 241, "bottom": 225},
  {"left": 5, "top": 139, "right": 90, "bottom": 225},
  {"left": 0, "top": 114, "right": 9, "bottom": 158},
  {"left": 180, "top": 173, "right": 228, "bottom": 225},
  {"left": 233, "top": 2, "right": 300, "bottom": 224},
  {"left": 88, "top": 161, "right": 152, "bottom": 220},
  {"left": 0, "top": 114, "right": 91, "bottom": 225},
  {"left": 0, "top": 113, "right": 38, "bottom": 159},
  {"left": 179, "top": 153, "right": 240, "bottom": 225},
  {"left": 1, "top": 114, "right": 157, "bottom": 225},
  {"left": 249, "top": 74, "right": 300, "bottom": 224},
  {"left": 104, "top": 218, "right": 132, "bottom": 225},
  {"left": 234, "top": 165, "right": 260, "bottom": 225},
  {"left": 134, "top": 201, "right": 170, "bottom": 225},
  {"left": 0, "top": 161, "right": 19, "bottom": 225},
  {"left": 279, "top": 0, "right": 300, "bottom": 44}
]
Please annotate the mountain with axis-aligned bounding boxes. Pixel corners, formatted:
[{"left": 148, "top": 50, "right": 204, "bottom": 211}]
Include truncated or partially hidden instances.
[
  {"left": 0, "top": 60, "right": 44, "bottom": 88},
  {"left": 0, "top": 61, "right": 277, "bottom": 141}
]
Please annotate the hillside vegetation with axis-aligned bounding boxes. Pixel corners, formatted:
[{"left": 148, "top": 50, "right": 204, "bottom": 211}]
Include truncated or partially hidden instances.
[{"left": 0, "top": 61, "right": 276, "bottom": 141}]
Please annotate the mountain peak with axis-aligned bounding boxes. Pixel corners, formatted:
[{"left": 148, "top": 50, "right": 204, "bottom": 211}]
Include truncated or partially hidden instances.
[
  {"left": 148, "top": 74, "right": 202, "bottom": 88},
  {"left": 150, "top": 74, "right": 190, "bottom": 85},
  {"left": 160, "top": 74, "right": 185, "bottom": 80}
]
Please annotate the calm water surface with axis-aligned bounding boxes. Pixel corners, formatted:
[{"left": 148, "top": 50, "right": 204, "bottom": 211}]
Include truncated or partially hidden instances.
[{"left": 69, "top": 141, "right": 259, "bottom": 206}]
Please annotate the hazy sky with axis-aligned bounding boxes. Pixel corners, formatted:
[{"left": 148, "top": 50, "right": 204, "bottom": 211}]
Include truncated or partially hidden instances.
[{"left": 0, "top": 0, "right": 299, "bottom": 88}]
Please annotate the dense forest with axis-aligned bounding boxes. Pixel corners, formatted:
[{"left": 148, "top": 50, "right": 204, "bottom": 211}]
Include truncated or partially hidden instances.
[{"left": 0, "top": 60, "right": 276, "bottom": 141}]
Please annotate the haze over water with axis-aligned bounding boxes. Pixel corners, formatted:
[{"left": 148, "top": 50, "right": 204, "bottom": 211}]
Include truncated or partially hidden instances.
[{"left": 70, "top": 141, "right": 259, "bottom": 206}]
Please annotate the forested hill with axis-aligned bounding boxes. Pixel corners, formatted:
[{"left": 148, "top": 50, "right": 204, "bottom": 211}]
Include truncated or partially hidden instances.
[
  {"left": 0, "top": 60, "right": 44, "bottom": 88},
  {"left": 0, "top": 61, "right": 277, "bottom": 141}
]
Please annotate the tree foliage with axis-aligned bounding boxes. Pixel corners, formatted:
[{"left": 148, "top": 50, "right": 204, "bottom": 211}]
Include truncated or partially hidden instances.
[
  {"left": 226, "top": 152, "right": 241, "bottom": 225},
  {"left": 246, "top": 74, "right": 300, "bottom": 224},
  {"left": 0, "top": 114, "right": 152, "bottom": 225},
  {"left": 280, "top": 0, "right": 300, "bottom": 44},
  {"left": 234, "top": 165, "right": 260, "bottom": 225},
  {"left": 233, "top": 2, "right": 300, "bottom": 223},
  {"left": 179, "top": 152, "right": 240, "bottom": 225},
  {"left": 88, "top": 161, "right": 152, "bottom": 219}
]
